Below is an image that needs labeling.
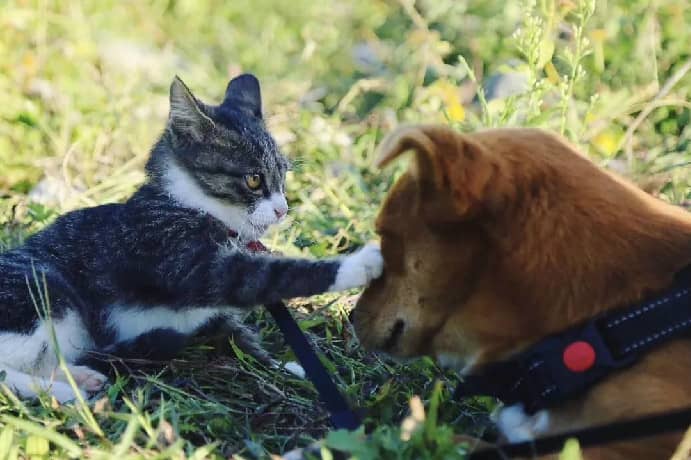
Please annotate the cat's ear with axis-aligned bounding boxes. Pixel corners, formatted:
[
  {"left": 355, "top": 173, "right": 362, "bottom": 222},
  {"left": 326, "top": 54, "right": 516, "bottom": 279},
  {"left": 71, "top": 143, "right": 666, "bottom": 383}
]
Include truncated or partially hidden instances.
[
  {"left": 168, "top": 76, "right": 215, "bottom": 141},
  {"left": 222, "top": 74, "right": 263, "bottom": 119}
]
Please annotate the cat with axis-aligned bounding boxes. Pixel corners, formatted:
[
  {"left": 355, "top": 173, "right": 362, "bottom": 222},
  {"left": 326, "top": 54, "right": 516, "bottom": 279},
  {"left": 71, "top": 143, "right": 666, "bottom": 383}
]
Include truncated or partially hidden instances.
[{"left": 0, "top": 74, "right": 383, "bottom": 403}]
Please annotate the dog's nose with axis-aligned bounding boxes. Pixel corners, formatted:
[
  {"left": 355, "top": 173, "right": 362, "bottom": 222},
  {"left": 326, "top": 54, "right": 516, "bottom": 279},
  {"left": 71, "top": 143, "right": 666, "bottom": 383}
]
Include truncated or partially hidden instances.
[{"left": 383, "top": 318, "right": 406, "bottom": 351}]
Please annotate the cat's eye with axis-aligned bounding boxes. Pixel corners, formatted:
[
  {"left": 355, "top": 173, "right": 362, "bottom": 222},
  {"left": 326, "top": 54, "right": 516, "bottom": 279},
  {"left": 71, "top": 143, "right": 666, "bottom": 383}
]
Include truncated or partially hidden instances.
[{"left": 244, "top": 174, "right": 262, "bottom": 190}]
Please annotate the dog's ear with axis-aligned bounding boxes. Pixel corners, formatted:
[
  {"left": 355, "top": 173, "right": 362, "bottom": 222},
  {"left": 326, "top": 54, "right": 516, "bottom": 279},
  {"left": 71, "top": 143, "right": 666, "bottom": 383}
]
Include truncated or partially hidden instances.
[
  {"left": 442, "top": 136, "right": 501, "bottom": 216},
  {"left": 376, "top": 125, "right": 452, "bottom": 190},
  {"left": 376, "top": 125, "right": 499, "bottom": 218}
]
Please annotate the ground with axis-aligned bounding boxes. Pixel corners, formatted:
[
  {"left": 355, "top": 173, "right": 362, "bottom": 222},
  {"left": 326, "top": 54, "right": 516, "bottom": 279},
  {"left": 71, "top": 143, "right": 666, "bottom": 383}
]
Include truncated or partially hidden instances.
[{"left": 0, "top": 0, "right": 689, "bottom": 458}]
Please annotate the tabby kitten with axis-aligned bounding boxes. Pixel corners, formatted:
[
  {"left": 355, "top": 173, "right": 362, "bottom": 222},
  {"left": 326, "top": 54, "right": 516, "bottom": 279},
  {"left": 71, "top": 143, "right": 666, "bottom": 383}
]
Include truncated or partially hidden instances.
[{"left": 0, "top": 74, "right": 383, "bottom": 403}]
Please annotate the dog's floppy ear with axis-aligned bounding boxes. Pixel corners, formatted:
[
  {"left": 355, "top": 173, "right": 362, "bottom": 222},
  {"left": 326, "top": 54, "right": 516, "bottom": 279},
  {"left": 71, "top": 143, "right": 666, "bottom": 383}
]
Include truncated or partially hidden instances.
[
  {"left": 376, "top": 124, "right": 499, "bottom": 218},
  {"left": 442, "top": 135, "right": 501, "bottom": 216},
  {"left": 376, "top": 124, "right": 454, "bottom": 190}
]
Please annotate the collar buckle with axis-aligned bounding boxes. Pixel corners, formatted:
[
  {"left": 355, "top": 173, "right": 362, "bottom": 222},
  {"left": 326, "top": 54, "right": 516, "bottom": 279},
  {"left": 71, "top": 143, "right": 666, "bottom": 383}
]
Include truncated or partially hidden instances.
[{"left": 520, "top": 319, "right": 639, "bottom": 412}]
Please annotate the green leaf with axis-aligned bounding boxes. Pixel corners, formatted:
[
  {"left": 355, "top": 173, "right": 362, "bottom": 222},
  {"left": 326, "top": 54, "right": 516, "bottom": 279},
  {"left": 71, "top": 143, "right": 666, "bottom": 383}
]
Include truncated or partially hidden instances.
[
  {"left": 190, "top": 444, "right": 218, "bottom": 460},
  {"left": 25, "top": 435, "right": 49, "bottom": 457},
  {"left": 2, "top": 417, "right": 81, "bottom": 458},
  {"left": 372, "top": 380, "right": 392, "bottom": 404},
  {"left": 229, "top": 338, "right": 247, "bottom": 363},
  {"left": 425, "top": 380, "right": 443, "bottom": 441},
  {"left": 559, "top": 438, "right": 583, "bottom": 460},
  {"left": 325, "top": 428, "right": 362, "bottom": 451},
  {"left": 538, "top": 39, "right": 555, "bottom": 68},
  {"left": 0, "top": 426, "right": 15, "bottom": 458},
  {"left": 318, "top": 446, "right": 334, "bottom": 460},
  {"left": 318, "top": 353, "right": 338, "bottom": 374},
  {"left": 299, "top": 317, "right": 327, "bottom": 330}
]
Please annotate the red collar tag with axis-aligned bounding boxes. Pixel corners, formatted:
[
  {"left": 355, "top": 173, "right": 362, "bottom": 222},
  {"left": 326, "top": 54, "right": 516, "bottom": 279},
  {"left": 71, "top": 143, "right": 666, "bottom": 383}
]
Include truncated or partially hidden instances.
[
  {"left": 228, "top": 228, "right": 267, "bottom": 253},
  {"left": 245, "top": 240, "right": 268, "bottom": 253},
  {"left": 563, "top": 341, "right": 596, "bottom": 373}
]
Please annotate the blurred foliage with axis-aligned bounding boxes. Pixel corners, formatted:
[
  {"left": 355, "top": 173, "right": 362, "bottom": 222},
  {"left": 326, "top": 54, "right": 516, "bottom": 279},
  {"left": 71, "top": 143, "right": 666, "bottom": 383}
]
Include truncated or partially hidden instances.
[{"left": 0, "top": 0, "right": 689, "bottom": 457}]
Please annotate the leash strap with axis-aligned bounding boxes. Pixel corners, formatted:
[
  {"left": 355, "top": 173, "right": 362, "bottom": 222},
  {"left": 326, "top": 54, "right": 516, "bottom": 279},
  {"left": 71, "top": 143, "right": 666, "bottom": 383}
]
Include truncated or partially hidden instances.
[
  {"left": 455, "top": 265, "right": 691, "bottom": 413},
  {"left": 265, "top": 298, "right": 691, "bottom": 453},
  {"left": 602, "top": 266, "right": 691, "bottom": 358},
  {"left": 265, "top": 301, "right": 362, "bottom": 430},
  {"left": 469, "top": 405, "right": 691, "bottom": 459}
]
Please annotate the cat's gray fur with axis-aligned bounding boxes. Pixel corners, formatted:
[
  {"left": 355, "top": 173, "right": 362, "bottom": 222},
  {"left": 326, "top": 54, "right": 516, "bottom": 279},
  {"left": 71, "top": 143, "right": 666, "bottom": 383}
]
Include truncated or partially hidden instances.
[{"left": 0, "top": 74, "right": 382, "bottom": 403}]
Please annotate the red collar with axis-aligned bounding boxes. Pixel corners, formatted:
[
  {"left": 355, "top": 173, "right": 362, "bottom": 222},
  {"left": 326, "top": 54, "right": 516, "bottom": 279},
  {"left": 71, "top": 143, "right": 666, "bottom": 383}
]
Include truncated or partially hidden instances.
[{"left": 227, "top": 228, "right": 267, "bottom": 253}]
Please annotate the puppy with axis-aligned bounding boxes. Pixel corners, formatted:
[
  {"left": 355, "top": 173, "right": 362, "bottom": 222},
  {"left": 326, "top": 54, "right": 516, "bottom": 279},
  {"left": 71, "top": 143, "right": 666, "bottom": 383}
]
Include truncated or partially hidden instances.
[{"left": 351, "top": 124, "right": 691, "bottom": 459}]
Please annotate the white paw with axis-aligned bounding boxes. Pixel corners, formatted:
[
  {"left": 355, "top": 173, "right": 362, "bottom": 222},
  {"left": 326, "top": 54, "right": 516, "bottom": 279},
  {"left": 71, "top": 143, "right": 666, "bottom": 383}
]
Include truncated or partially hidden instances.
[
  {"left": 271, "top": 360, "right": 306, "bottom": 379},
  {"left": 281, "top": 448, "right": 307, "bottom": 460},
  {"left": 493, "top": 404, "right": 550, "bottom": 442},
  {"left": 283, "top": 361, "right": 306, "bottom": 379},
  {"left": 55, "top": 365, "right": 108, "bottom": 393},
  {"left": 329, "top": 243, "right": 384, "bottom": 291},
  {"left": 46, "top": 381, "right": 87, "bottom": 404},
  {"left": 69, "top": 366, "right": 108, "bottom": 392}
]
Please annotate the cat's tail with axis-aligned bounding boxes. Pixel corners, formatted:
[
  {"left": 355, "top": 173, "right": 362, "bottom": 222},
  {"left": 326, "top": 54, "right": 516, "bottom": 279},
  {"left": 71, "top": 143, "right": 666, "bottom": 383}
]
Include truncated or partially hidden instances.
[{"left": 77, "top": 328, "right": 188, "bottom": 375}]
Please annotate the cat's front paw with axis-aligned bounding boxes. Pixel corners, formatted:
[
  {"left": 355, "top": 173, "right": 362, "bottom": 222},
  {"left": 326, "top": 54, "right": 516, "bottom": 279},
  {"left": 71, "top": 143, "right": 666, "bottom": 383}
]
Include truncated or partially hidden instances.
[
  {"left": 329, "top": 243, "right": 384, "bottom": 292},
  {"left": 59, "top": 365, "right": 108, "bottom": 392},
  {"left": 271, "top": 360, "right": 306, "bottom": 379},
  {"left": 45, "top": 382, "right": 88, "bottom": 404},
  {"left": 493, "top": 404, "right": 550, "bottom": 442}
]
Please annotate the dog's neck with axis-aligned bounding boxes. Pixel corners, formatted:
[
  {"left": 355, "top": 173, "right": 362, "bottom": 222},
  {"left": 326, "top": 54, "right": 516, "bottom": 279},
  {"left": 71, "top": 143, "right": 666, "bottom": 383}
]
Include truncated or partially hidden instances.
[{"left": 493, "top": 192, "right": 691, "bottom": 350}]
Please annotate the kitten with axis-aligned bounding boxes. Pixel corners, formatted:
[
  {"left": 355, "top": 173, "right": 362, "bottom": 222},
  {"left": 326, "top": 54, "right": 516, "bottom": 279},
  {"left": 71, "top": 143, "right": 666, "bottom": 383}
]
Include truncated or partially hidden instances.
[{"left": 0, "top": 74, "right": 383, "bottom": 403}]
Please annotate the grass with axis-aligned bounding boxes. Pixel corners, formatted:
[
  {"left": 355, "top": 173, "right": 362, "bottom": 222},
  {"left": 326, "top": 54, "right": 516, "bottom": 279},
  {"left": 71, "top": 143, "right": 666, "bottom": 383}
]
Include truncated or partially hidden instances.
[{"left": 0, "top": 0, "right": 690, "bottom": 458}]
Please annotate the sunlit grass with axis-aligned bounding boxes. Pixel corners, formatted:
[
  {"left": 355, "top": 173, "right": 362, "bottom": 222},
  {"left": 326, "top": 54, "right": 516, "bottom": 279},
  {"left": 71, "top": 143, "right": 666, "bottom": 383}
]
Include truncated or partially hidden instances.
[{"left": 0, "top": 0, "right": 689, "bottom": 457}]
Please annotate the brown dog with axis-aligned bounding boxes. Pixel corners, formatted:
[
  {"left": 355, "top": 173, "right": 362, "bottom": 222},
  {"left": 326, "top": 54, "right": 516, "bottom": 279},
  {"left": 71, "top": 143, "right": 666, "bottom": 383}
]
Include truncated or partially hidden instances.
[{"left": 351, "top": 124, "right": 691, "bottom": 459}]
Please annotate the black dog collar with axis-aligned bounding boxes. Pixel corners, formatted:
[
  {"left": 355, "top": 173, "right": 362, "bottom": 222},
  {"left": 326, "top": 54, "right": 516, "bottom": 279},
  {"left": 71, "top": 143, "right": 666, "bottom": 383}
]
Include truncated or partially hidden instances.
[{"left": 454, "top": 265, "right": 691, "bottom": 414}]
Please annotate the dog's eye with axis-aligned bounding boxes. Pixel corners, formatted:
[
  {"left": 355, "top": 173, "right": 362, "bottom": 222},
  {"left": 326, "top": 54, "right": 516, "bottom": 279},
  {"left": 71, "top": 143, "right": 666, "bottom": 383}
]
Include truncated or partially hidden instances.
[{"left": 244, "top": 174, "right": 262, "bottom": 190}]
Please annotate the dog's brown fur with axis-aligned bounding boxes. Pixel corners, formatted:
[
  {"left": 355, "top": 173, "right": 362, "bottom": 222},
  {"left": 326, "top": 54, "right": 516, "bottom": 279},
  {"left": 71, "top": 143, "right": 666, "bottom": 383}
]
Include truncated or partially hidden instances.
[{"left": 351, "top": 125, "right": 691, "bottom": 459}]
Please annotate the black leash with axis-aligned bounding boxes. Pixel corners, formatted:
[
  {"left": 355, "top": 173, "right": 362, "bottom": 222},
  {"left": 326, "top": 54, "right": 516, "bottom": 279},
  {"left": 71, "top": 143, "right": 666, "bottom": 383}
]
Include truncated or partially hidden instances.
[
  {"left": 265, "top": 301, "right": 362, "bottom": 430},
  {"left": 267, "top": 299, "right": 691, "bottom": 456},
  {"left": 469, "top": 405, "right": 691, "bottom": 459}
]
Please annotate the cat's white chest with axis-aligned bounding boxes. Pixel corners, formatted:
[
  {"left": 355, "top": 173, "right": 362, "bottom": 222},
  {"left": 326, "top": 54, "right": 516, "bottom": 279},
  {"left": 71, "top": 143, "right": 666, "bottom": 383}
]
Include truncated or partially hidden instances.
[{"left": 107, "top": 305, "right": 226, "bottom": 342}]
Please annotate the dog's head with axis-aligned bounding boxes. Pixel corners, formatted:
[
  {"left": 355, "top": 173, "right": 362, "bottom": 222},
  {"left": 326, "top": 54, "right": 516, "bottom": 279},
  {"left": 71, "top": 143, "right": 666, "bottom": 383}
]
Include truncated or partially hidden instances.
[{"left": 352, "top": 125, "right": 691, "bottom": 370}]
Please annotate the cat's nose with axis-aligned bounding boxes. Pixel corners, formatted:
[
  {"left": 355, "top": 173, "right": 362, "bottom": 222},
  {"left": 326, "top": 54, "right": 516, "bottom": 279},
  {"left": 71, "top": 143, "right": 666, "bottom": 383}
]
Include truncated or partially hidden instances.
[{"left": 274, "top": 206, "right": 287, "bottom": 219}]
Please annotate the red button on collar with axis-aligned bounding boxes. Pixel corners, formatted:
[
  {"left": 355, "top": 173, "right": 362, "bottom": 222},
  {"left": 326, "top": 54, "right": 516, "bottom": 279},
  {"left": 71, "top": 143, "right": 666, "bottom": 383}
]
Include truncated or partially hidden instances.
[{"left": 563, "top": 341, "right": 596, "bottom": 372}]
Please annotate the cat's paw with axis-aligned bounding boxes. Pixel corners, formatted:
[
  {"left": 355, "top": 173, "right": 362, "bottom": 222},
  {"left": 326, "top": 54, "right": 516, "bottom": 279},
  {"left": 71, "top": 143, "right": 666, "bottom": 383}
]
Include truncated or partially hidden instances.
[
  {"left": 493, "top": 404, "right": 550, "bottom": 442},
  {"left": 270, "top": 359, "right": 306, "bottom": 379},
  {"left": 329, "top": 243, "right": 384, "bottom": 291},
  {"left": 55, "top": 365, "right": 108, "bottom": 392},
  {"left": 47, "top": 381, "right": 87, "bottom": 404},
  {"left": 283, "top": 361, "right": 306, "bottom": 379},
  {"left": 71, "top": 366, "right": 108, "bottom": 392}
]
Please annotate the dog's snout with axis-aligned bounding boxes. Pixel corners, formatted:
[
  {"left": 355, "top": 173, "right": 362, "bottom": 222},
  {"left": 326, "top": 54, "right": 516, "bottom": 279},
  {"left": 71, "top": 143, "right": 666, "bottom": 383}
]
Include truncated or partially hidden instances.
[{"left": 383, "top": 318, "right": 406, "bottom": 351}]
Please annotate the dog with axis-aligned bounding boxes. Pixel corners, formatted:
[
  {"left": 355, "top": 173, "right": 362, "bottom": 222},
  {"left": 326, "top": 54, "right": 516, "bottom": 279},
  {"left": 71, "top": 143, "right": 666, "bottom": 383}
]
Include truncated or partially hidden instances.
[{"left": 351, "top": 124, "right": 691, "bottom": 459}]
